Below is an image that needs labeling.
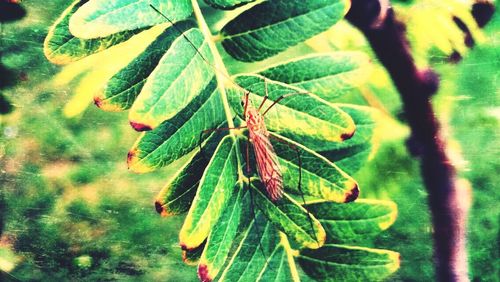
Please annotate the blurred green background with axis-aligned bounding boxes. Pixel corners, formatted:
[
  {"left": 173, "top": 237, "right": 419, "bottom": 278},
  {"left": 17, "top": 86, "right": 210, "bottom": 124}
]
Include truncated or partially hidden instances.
[{"left": 0, "top": 1, "right": 498, "bottom": 281}]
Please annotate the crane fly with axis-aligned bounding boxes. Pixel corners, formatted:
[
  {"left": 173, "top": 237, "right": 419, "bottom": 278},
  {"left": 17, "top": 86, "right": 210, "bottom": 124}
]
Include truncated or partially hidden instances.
[{"left": 243, "top": 90, "right": 284, "bottom": 201}]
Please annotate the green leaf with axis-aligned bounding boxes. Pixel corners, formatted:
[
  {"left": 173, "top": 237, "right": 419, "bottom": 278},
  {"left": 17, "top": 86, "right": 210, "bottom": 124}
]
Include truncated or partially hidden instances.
[
  {"left": 95, "top": 21, "right": 197, "bottom": 112},
  {"left": 69, "top": 0, "right": 192, "bottom": 39},
  {"left": 127, "top": 78, "right": 225, "bottom": 173},
  {"left": 270, "top": 133, "right": 359, "bottom": 203},
  {"left": 198, "top": 183, "right": 246, "bottom": 281},
  {"left": 318, "top": 105, "right": 376, "bottom": 175},
  {"left": 251, "top": 181, "right": 325, "bottom": 249},
  {"left": 306, "top": 199, "right": 398, "bottom": 243},
  {"left": 43, "top": 0, "right": 141, "bottom": 65},
  {"left": 128, "top": 26, "right": 215, "bottom": 130},
  {"left": 220, "top": 0, "right": 350, "bottom": 62},
  {"left": 298, "top": 244, "right": 400, "bottom": 281},
  {"left": 203, "top": 0, "right": 255, "bottom": 10},
  {"left": 154, "top": 131, "right": 226, "bottom": 217},
  {"left": 179, "top": 136, "right": 238, "bottom": 249},
  {"left": 257, "top": 52, "right": 371, "bottom": 100},
  {"left": 228, "top": 75, "right": 356, "bottom": 150},
  {"left": 154, "top": 153, "right": 201, "bottom": 217},
  {"left": 217, "top": 211, "right": 298, "bottom": 282}
]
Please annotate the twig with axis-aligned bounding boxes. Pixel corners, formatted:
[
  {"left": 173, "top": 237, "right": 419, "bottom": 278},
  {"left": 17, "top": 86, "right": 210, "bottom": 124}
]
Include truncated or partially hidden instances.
[{"left": 346, "top": 1, "right": 478, "bottom": 281}]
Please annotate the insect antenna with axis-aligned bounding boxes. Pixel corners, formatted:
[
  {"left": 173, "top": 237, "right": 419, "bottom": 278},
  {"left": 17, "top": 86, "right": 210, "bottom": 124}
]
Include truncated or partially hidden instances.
[
  {"left": 293, "top": 144, "right": 319, "bottom": 246},
  {"left": 149, "top": 4, "right": 249, "bottom": 95}
]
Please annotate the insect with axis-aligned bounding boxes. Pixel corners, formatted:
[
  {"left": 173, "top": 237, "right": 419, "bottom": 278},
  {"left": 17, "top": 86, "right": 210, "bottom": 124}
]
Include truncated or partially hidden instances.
[{"left": 243, "top": 90, "right": 284, "bottom": 201}]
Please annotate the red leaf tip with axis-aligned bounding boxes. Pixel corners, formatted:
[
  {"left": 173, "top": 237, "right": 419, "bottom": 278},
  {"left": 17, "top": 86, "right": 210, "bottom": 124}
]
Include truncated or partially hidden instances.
[
  {"left": 341, "top": 130, "right": 355, "bottom": 141},
  {"left": 154, "top": 201, "right": 163, "bottom": 214},
  {"left": 93, "top": 96, "right": 103, "bottom": 108},
  {"left": 198, "top": 264, "right": 212, "bottom": 282},
  {"left": 344, "top": 183, "right": 359, "bottom": 203},
  {"left": 130, "top": 121, "right": 152, "bottom": 132},
  {"left": 127, "top": 149, "right": 138, "bottom": 169}
]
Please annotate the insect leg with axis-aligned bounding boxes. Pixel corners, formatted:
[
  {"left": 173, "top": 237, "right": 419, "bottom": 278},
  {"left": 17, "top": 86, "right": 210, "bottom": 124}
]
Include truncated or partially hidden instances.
[
  {"left": 257, "top": 77, "right": 269, "bottom": 112},
  {"left": 198, "top": 126, "right": 247, "bottom": 160},
  {"left": 261, "top": 91, "right": 309, "bottom": 116},
  {"left": 268, "top": 134, "right": 320, "bottom": 246},
  {"left": 246, "top": 138, "right": 251, "bottom": 176}
]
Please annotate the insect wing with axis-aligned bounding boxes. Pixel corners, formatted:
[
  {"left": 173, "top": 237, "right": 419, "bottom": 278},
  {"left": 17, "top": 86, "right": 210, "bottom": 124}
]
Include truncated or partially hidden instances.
[{"left": 251, "top": 131, "right": 284, "bottom": 201}]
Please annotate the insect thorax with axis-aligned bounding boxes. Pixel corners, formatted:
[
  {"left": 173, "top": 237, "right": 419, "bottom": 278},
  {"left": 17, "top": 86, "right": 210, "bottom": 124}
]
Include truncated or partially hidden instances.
[{"left": 246, "top": 108, "right": 268, "bottom": 138}]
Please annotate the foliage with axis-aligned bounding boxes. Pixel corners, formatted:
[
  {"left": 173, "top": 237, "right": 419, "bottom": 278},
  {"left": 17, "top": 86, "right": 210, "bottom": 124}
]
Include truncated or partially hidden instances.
[
  {"left": 0, "top": 0, "right": 496, "bottom": 281},
  {"left": 40, "top": 0, "right": 401, "bottom": 281}
]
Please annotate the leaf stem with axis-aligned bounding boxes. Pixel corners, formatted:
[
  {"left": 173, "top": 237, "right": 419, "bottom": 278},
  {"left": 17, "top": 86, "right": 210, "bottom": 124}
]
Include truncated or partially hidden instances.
[
  {"left": 191, "top": 0, "right": 235, "bottom": 130},
  {"left": 191, "top": 0, "right": 245, "bottom": 177}
]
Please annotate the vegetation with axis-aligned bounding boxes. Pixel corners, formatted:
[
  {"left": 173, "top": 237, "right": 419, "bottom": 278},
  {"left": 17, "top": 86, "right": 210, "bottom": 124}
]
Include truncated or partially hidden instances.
[{"left": 0, "top": 0, "right": 497, "bottom": 281}]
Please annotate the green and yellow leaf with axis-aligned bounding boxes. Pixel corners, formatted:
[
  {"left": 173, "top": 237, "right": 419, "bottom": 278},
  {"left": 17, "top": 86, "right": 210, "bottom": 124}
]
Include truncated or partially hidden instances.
[
  {"left": 43, "top": 0, "right": 141, "bottom": 65},
  {"left": 220, "top": 0, "right": 350, "bottom": 62},
  {"left": 128, "top": 26, "right": 215, "bottom": 130},
  {"left": 95, "top": 21, "right": 197, "bottom": 112},
  {"left": 198, "top": 184, "right": 246, "bottom": 281},
  {"left": 251, "top": 181, "right": 326, "bottom": 249},
  {"left": 257, "top": 52, "right": 371, "bottom": 100},
  {"left": 270, "top": 133, "right": 359, "bottom": 203},
  {"left": 306, "top": 199, "right": 398, "bottom": 243},
  {"left": 127, "top": 78, "right": 225, "bottom": 173},
  {"left": 228, "top": 75, "right": 356, "bottom": 150},
  {"left": 298, "top": 244, "right": 400, "bottom": 281},
  {"left": 179, "top": 136, "right": 238, "bottom": 249},
  {"left": 69, "top": 0, "right": 192, "bottom": 39}
]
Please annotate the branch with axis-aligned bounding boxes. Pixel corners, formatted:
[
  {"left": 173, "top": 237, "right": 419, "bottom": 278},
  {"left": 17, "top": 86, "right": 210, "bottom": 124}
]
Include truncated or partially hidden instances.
[{"left": 346, "top": 1, "right": 478, "bottom": 281}]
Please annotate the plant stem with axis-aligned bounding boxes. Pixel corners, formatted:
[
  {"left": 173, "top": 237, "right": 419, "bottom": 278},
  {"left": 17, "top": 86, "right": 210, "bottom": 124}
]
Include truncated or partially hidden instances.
[
  {"left": 191, "top": 0, "right": 235, "bottom": 130},
  {"left": 191, "top": 0, "right": 245, "bottom": 176},
  {"left": 346, "top": 1, "right": 473, "bottom": 281}
]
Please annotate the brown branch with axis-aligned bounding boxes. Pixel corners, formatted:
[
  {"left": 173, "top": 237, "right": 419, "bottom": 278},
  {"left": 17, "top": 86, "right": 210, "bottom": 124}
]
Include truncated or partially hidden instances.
[{"left": 346, "top": 1, "right": 477, "bottom": 281}]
